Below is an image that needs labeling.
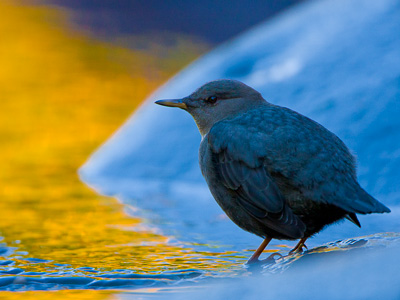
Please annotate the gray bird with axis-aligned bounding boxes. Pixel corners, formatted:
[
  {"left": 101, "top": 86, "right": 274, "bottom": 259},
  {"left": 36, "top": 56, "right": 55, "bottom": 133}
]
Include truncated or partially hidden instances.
[{"left": 155, "top": 79, "right": 390, "bottom": 263}]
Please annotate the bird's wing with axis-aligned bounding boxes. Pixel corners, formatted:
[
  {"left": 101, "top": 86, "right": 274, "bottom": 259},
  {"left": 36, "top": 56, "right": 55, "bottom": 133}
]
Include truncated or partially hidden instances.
[
  {"left": 209, "top": 107, "right": 390, "bottom": 217},
  {"left": 208, "top": 134, "right": 305, "bottom": 239}
]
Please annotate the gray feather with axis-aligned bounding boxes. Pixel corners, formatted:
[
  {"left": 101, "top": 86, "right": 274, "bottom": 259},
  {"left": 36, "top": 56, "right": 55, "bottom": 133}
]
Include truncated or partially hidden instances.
[
  {"left": 209, "top": 106, "right": 390, "bottom": 215},
  {"left": 209, "top": 135, "right": 306, "bottom": 239}
]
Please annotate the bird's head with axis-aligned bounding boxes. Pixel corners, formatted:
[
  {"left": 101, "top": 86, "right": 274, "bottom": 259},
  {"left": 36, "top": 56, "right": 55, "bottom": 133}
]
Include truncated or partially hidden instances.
[{"left": 155, "top": 79, "right": 266, "bottom": 136}]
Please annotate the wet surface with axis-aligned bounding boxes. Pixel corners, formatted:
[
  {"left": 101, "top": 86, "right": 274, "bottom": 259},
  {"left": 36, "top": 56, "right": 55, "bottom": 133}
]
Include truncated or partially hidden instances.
[
  {"left": 1, "top": 232, "right": 399, "bottom": 293},
  {"left": 1, "top": 0, "right": 400, "bottom": 299},
  {"left": 0, "top": 1, "right": 212, "bottom": 297}
]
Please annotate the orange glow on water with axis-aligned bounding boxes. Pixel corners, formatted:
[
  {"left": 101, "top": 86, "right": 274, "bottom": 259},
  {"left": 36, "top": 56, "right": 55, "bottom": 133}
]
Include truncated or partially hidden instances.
[{"left": 0, "top": 1, "right": 246, "bottom": 298}]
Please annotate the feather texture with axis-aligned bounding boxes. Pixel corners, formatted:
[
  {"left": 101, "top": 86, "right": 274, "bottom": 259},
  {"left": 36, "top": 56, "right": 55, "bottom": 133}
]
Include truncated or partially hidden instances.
[
  {"left": 209, "top": 138, "right": 306, "bottom": 239},
  {"left": 208, "top": 106, "right": 390, "bottom": 216}
]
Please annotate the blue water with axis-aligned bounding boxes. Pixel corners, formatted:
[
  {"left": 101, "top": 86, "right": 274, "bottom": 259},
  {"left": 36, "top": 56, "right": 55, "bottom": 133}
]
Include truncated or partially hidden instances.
[
  {"left": 3, "top": 0, "right": 400, "bottom": 296},
  {"left": 2, "top": 233, "right": 400, "bottom": 295},
  {"left": 79, "top": 0, "right": 400, "bottom": 297},
  {"left": 0, "top": 262, "right": 204, "bottom": 291},
  {"left": 80, "top": 0, "right": 400, "bottom": 247}
]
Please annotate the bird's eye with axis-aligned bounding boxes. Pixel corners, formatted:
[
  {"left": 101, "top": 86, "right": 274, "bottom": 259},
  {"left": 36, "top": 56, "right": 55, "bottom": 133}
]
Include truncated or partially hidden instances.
[{"left": 206, "top": 96, "right": 217, "bottom": 104}]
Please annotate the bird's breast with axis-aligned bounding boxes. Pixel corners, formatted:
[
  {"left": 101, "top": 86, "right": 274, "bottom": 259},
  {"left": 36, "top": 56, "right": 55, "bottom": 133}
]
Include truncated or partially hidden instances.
[{"left": 199, "top": 140, "right": 268, "bottom": 236}]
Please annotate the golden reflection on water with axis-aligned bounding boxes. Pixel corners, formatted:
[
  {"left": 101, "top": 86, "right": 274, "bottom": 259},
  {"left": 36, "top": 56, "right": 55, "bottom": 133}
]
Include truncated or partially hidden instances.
[
  {"left": 0, "top": 0, "right": 242, "bottom": 298},
  {"left": 0, "top": 290, "right": 117, "bottom": 300}
]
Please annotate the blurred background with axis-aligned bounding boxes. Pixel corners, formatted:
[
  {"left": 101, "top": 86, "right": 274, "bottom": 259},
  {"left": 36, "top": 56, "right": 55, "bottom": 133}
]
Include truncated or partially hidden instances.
[
  {"left": 1, "top": 0, "right": 399, "bottom": 299},
  {"left": 0, "top": 0, "right": 303, "bottom": 298}
]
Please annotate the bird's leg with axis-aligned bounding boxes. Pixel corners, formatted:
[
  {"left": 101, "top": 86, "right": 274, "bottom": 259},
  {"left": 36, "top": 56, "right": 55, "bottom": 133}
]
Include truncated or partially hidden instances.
[
  {"left": 247, "top": 237, "right": 272, "bottom": 264},
  {"left": 289, "top": 237, "right": 308, "bottom": 254}
]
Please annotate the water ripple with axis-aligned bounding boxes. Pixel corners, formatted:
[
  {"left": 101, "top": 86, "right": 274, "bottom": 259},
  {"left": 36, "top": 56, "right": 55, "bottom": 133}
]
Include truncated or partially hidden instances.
[{"left": 1, "top": 232, "right": 399, "bottom": 292}]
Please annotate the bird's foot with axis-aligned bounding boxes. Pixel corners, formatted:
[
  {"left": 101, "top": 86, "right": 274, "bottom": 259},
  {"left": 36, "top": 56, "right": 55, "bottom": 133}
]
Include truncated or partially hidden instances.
[
  {"left": 246, "top": 252, "right": 283, "bottom": 265},
  {"left": 289, "top": 242, "right": 308, "bottom": 255}
]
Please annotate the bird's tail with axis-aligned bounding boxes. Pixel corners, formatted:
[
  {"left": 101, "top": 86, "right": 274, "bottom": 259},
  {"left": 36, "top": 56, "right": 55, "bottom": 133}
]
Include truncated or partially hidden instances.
[{"left": 356, "top": 187, "right": 391, "bottom": 214}]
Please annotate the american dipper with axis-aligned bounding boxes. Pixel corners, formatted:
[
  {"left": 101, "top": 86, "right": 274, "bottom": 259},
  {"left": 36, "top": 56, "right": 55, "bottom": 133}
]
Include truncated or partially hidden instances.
[{"left": 155, "top": 79, "right": 390, "bottom": 263}]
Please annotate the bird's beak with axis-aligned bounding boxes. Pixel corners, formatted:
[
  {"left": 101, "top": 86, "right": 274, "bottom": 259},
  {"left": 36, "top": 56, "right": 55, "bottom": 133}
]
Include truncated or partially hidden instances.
[{"left": 155, "top": 99, "right": 187, "bottom": 109}]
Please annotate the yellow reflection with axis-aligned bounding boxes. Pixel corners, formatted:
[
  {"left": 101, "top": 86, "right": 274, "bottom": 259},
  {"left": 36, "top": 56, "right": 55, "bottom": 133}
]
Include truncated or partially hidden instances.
[
  {"left": 0, "top": 290, "right": 116, "bottom": 300},
  {"left": 0, "top": 0, "right": 242, "bottom": 298}
]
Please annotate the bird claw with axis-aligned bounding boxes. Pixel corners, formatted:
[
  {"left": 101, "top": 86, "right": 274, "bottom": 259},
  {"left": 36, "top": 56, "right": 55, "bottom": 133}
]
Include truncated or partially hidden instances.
[{"left": 289, "top": 243, "right": 308, "bottom": 255}]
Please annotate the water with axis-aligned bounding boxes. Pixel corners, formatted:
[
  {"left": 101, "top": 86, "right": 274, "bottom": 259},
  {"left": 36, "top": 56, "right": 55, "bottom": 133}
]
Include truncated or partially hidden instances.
[
  {"left": 2, "top": 0, "right": 400, "bottom": 298},
  {"left": 167, "top": 234, "right": 400, "bottom": 300},
  {"left": 1, "top": 233, "right": 400, "bottom": 295},
  {"left": 79, "top": 0, "right": 400, "bottom": 297},
  {"left": 80, "top": 0, "right": 400, "bottom": 248}
]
